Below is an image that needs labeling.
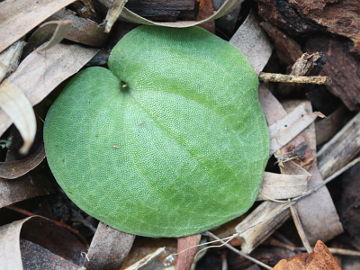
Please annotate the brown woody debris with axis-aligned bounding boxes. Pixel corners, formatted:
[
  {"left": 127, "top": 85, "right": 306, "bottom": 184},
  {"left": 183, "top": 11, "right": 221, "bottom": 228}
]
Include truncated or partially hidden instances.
[
  {"left": 260, "top": 22, "right": 303, "bottom": 65},
  {"left": 306, "top": 37, "right": 360, "bottom": 111},
  {"left": 273, "top": 240, "right": 342, "bottom": 270}
]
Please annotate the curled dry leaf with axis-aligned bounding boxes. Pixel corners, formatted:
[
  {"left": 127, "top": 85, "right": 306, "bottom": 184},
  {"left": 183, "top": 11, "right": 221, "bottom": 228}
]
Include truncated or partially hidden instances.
[
  {"left": 0, "top": 143, "right": 45, "bottom": 179},
  {"left": 0, "top": 80, "right": 36, "bottom": 154},
  {"left": 0, "top": 43, "right": 97, "bottom": 140},
  {"left": 0, "top": 41, "right": 25, "bottom": 82},
  {"left": 98, "top": 0, "right": 244, "bottom": 27},
  {"left": 50, "top": 9, "right": 108, "bottom": 47},
  {"left": 0, "top": 0, "right": 77, "bottom": 53},
  {"left": 85, "top": 222, "right": 135, "bottom": 270},
  {"left": 175, "top": 234, "right": 201, "bottom": 270},
  {"left": 103, "top": 0, "right": 128, "bottom": 33},
  {"left": 27, "top": 20, "right": 73, "bottom": 52},
  {"left": 0, "top": 216, "right": 87, "bottom": 270},
  {"left": 273, "top": 240, "right": 341, "bottom": 270},
  {"left": 257, "top": 172, "right": 308, "bottom": 201}
]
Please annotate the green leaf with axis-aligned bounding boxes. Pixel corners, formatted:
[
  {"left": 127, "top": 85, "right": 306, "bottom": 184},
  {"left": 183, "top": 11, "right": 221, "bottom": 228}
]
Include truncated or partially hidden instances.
[{"left": 44, "top": 26, "right": 269, "bottom": 237}]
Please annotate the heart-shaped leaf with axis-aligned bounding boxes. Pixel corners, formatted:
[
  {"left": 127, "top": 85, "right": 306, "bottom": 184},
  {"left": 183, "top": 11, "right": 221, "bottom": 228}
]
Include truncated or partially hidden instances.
[{"left": 44, "top": 26, "right": 269, "bottom": 237}]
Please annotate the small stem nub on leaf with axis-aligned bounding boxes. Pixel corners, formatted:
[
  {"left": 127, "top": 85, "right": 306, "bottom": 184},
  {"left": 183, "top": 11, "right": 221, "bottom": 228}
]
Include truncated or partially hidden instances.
[{"left": 120, "top": 80, "right": 129, "bottom": 93}]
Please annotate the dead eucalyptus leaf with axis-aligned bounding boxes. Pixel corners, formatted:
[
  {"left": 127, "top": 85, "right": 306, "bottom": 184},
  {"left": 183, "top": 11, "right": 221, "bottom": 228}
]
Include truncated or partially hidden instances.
[
  {"left": 50, "top": 9, "right": 108, "bottom": 47},
  {"left": 85, "top": 222, "right": 135, "bottom": 270},
  {"left": 0, "top": 0, "right": 77, "bottom": 53},
  {"left": 0, "top": 80, "right": 36, "bottom": 154},
  {"left": 104, "top": 0, "right": 128, "bottom": 33},
  {"left": 0, "top": 173, "right": 54, "bottom": 208},
  {"left": 230, "top": 12, "right": 272, "bottom": 74},
  {"left": 28, "top": 20, "right": 73, "bottom": 52},
  {"left": 257, "top": 172, "right": 308, "bottom": 201},
  {"left": 98, "top": 0, "right": 244, "bottom": 27},
  {"left": 0, "top": 144, "right": 45, "bottom": 179},
  {"left": 175, "top": 234, "right": 201, "bottom": 270},
  {"left": 0, "top": 44, "right": 98, "bottom": 139},
  {"left": 269, "top": 104, "right": 318, "bottom": 154},
  {"left": 0, "top": 216, "right": 87, "bottom": 270},
  {"left": 0, "top": 41, "right": 25, "bottom": 82}
]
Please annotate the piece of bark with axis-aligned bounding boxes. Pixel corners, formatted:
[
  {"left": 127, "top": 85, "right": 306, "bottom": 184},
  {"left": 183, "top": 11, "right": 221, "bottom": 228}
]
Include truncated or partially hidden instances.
[
  {"left": 315, "top": 106, "right": 347, "bottom": 145},
  {"left": 0, "top": 44, "right": 97, "bottom": 137},
  {"left": 197, "top": 0, "right": 215, "bottom": 33},
  {"left": 125, "top": 0, "right": 197, "bottom": 22},
  {"left": 99, "top": 0, "right": 242, "bottom": 28},
  {"left": 230, "top": 12, "right": 272, "bottom": 74},
  {"left": 273, "top": 240, "right": 341, "bottom": 270},
  {"left": 0, "top": 0, "right": 77, "bottom": 53},
  {"left": 85, "top": 222, "right": 135, "bottom": 270},
  {"left": 317, "top": 112, "right": 360, "bottom": 179},
  {"left": 260, "top": 22, "right": 303, "bottom": 66},
  {"left": 175, "top": 234, "right": 201, "bottom": 270},
  {"left": 306, "top": 0, "right": 360, "bottom": 54},
  {"left": 306, "top": 37, "right": 360, "bottom": 111},
  {"left": 257, "top": 0, "right": 324, "bottom": 35}
]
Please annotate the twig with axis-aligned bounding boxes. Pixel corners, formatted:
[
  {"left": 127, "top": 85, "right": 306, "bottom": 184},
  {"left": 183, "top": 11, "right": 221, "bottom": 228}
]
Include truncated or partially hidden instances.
[
  {"left": 290, "top": 205, "right": 312, "bottom": 253},
  {"left": 206, "top": 231, "right": 272, "bottom": 270},
  {"left": 259, "top": 72, "right": 329, "bottom": 85}
]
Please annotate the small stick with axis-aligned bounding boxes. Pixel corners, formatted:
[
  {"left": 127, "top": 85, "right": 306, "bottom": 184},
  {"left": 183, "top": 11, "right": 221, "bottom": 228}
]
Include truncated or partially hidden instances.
[
  {"left": 290, "top": 205, "right": 312, "bottom": 253},
  {"left": 206, "top": 231, "right": 272, "bottom": 270},
  {"left": 259, "top": 72, "right": 329, "bottom": 85}
]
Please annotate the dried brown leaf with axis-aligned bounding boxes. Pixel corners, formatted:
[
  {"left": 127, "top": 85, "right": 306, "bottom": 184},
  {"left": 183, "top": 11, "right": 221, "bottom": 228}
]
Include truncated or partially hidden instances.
[
  {"left": 51, "top": 9, "right": 108, "bottom": 47},
  {"left": 0, "top": 41, "right": 25, "bottom": 82},
  {"left": 175, "top": 234, "right": 201, "bottom": 270},
  {"left": 273, "top": 240, "right": 342, "bottom": 270},
  {"left": 0, "top": 144, "right": 45, "bottom": 179},
  {"left": 85, "top": 222, "right": 135, "bottom": 270},
  {"left": 258, "top": 172, "right": 308, "bottom": 201},
  {"left": 0, "top": 0, "right": 77, "bottom": 53},
  {"left": 0, "top": 216, "right": 87, "bottom": 270},
  {"left": 0, "top": 80, "right": 36, "bottom": 154},
  {"left": 0, "top": 44, "right": 97, "bottom": 138}
]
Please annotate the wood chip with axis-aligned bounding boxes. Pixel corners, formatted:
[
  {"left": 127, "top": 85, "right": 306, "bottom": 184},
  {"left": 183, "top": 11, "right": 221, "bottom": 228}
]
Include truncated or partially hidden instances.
[
  {"left": 0, "top": 44, "right": 97, "bottom": 138},
  {"left": 0, "top": 0, "right": 77, "bottom": 53},
  {"left": 85, "top": 222, "right": 135, "bottom": 270},
  {"left": 230, "top": 12, "right": 272, "bottom": 74}
]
